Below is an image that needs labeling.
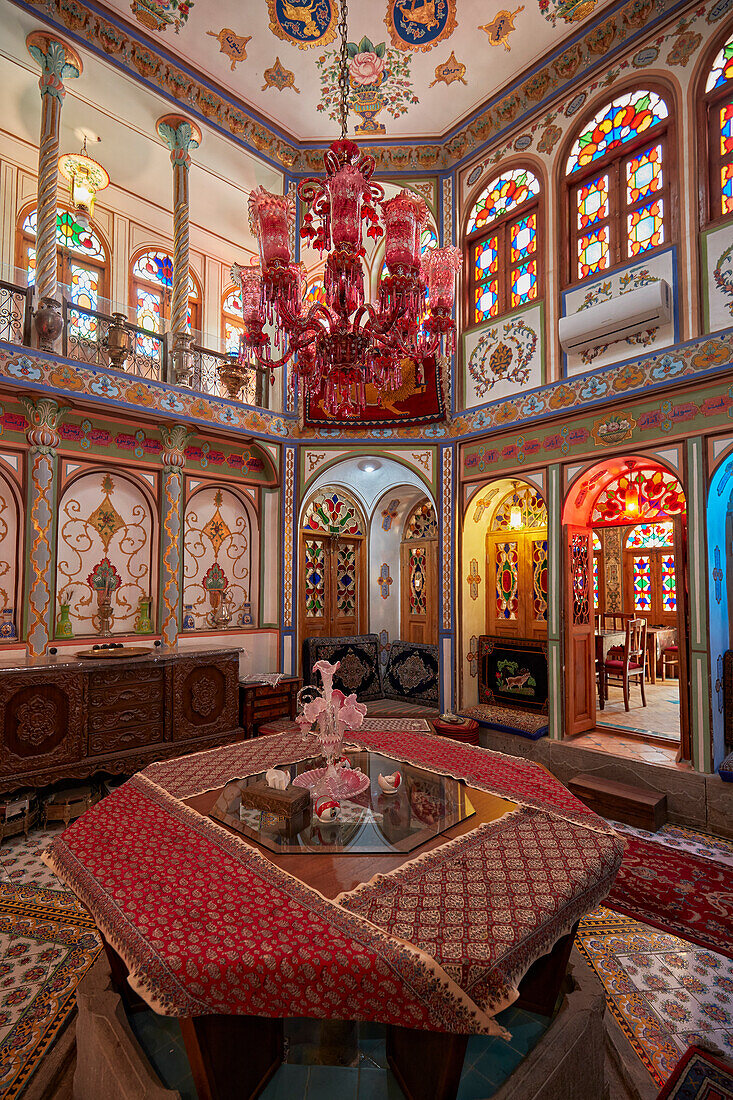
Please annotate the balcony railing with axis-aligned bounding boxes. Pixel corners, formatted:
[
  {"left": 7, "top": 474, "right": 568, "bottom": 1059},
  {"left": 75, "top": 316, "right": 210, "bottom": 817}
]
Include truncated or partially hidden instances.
[
  {"left": 0, "top": 280, "right": 33, "bottom": 346},
  {"left": 191, "top": 344, "right": 267, "bottom": 408},
  {"left": 62, "top": 301, "right": 166, "bottom": 382}
]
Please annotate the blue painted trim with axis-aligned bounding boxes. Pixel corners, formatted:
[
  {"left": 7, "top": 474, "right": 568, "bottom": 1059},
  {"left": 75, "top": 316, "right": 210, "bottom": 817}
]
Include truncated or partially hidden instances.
[{"left": 560, "top": 246, "right": 679, "bottom": 376}]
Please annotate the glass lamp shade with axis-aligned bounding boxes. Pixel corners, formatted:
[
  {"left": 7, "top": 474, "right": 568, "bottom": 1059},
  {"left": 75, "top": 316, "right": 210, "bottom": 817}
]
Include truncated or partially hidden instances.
[
  {"left": 248, "top": 186, "right": 293, "bottom": 268},
  {"left": 382, "top": 190, "right": 428, "bottom": 271},
  {"left": 58, "top": 149, "right": 110, "bottom": 229},
  {"left": 423, "top": 246, "right": 461, "bottom": 311},
  {"left": 232, "top": 264, "right": 263, "bottom": 325},
  {"left": 509, "top": 504, "right": 523, "bottom": 529},
  {"left": 327, "top": 163, "right": 368, "bottom": 249}
]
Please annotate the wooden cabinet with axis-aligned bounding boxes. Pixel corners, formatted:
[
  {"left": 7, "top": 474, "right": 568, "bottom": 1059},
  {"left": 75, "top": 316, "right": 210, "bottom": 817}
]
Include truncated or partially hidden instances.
[
  {"left": 0, "top": 648, "right": 243, "bottom": 793},
  {"left": 238, "top": 678, "right": 302, "bottom": 738}
]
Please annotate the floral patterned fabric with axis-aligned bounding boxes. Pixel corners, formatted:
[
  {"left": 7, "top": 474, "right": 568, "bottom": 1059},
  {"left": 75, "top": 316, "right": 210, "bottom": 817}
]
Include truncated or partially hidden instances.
[
  {"left": 303, "top": 635, "right": 383, "bottom": 702},
  {"left": 382, "top": 642, "right": 439, "bottom": 707},
  {"left": 43, "top": 730, "right": 623, "bottom": 1033}
]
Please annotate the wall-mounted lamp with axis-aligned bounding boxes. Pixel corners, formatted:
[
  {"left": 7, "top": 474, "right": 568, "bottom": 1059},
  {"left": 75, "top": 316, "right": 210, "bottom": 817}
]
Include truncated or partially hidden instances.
[{"left": 58, "top": 137, "right": 109, "bottom": 229}]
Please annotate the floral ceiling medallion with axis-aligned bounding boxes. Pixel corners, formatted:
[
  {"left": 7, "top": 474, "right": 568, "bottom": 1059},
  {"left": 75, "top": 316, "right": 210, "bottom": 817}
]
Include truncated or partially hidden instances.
[
  {"left": 267, "top": 0, "right": 338, "bottom": 49},
  {"left": 130, "top": 0, "right": 192, "bottom": 34},
  {"left": 206, "top": 28, "right": 252, "bottom": 70},
  {"left": 262, "top": 57, "right": 301, "bottom": 92},
  {"left": 384, "top": 0, "right": 457, "bottom": 51},
  {"left": 430, "top": 49, "right": 467, "bottom": 87},
  {"left": 479, "top": 6, "right": 524, "bottom": 51},
  {"left": 539, "top": 0, "right": 598, "bottom": 26}
]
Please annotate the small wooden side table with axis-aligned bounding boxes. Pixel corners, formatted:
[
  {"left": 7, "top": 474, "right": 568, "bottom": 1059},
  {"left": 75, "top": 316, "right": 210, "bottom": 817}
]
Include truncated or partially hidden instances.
[
  {"left": 432, "top": 717, "right": 480, "bottom": 746},
  {"left": 238, "top": 677, "right": 302, "bottom": 739}
]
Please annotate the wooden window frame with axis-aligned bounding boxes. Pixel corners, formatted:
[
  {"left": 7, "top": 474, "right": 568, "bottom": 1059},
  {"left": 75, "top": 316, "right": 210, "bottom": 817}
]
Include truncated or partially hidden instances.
[
  {"left": 129, "top": 248, "right": 200, "bottom": 336},
  {"left": 563, "top": 92, "right": 676, "bottom": 289},
  {"left": 624, "top": 545, "right": 677, "bottom": 625},
  {"left": 701, "top": 40, "right": 733, "bottom": 228},
  {"left": 464, "top": 191, "right": 543, "bottom": 332}
]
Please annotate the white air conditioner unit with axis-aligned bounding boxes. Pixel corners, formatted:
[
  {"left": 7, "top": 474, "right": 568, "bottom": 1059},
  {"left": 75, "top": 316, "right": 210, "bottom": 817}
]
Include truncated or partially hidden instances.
[{"left": 559, "top": 279, "right": 672, "bottom": 355}]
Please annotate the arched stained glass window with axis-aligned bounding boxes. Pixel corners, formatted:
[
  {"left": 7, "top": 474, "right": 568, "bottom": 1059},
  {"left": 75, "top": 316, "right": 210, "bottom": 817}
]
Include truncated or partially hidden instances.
[
  {"left": 302, "top": 491, "right": 364, "bottom": 537},
  {"left": 403, "top": 502, "right": 437, "bottom": 540},
  {"left": 130, "top": 249, "right": 199, "bottom": 341},
  {"left": 704, "top": 34, "right": 733, "bottom": 221},
  {"left": 624, "top": 521, "right": 674, "bottom": 549},
  {"left": 591, "top": 467, "right": 685, "bottom": 526},
  {"left": 565, "top": 89, "right": 671, "bottom": 283},
  {"left": 465, "top": 168, "right": 542, "bottom": 326},
  {"left": 491, "top": 486, "right": 547, "bottom": 531},
  {"left": 222, "top": 286, "right": 244, "bottom": 356}
]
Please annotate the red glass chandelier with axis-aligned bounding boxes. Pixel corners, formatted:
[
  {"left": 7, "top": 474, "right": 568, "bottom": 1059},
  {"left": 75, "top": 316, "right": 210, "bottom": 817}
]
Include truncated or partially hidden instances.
[{"left": 231, "top": 1, "right": 459, "bottom": 419}]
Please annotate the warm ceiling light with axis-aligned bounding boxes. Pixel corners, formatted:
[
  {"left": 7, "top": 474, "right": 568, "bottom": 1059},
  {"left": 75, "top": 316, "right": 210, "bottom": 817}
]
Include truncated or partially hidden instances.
[
  {"left": 358, "top": 459, "right": 381, "bottom": 473},
  {"left": 58, "top": 137, "right": 109, "bottom": 229},
  {"left": 509, "top": 504, "right": 522, "bottom": 529}
]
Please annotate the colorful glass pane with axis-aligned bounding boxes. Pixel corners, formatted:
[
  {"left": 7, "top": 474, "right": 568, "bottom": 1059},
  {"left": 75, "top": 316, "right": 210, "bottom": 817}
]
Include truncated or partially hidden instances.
[
  {"left": 632, "top": 555, "right": 652, "bottom": 612},
  {"left": 566, "top": 90, "right": 668, "bottom": 174},
  {"left": 493, "top": 488, "right": 547, "bottom": 530},
  {"left": 626, "top": 144, "right": 663, "bottom": 204},
  {"left": 494, "top": 543, "right": 519, "bottom": 620},
  {"left": 474, "top": 282, "right": 498, "bottom": 323},
  {"left": 722, "top": 102, "right": 733, "bottom": 157},
  {"left": 223, "top": 289, "right": 243, "bottom": 316},
  {"left": 722, "top": 163, "right": 733, "bottom": 216},
  {"left": 592, "top": 468, "right": 685, "bottom": 526},
  {"left": 577, "top": 174, "right": 608, "bottom": 229},
  {"left": 706, "top": 38, "right": 733, "bottom": 91},
  {"left": 593, "top": 554, "right": 599, "bottom": 610},
  {"left": 409, "top": 545, "right": 427, "bottom": 615},
  {"left": 405, "top": 503, "right": 437, "bottom": 540},
  {"left": 571, "top": 534, "right": 590, "bottom": 626},
  {"left": 661, "top": 555, "right": 677, "bottom": 612},
  {"left": 625, "top": 522, "right": 674, "bottom": 549},
  {"left": 511, "top": 260, "right": 537, "bottom": 307},
  {"left": 224, "top": 319, "right": 243, "bottom": 357},
  {"left": 336, "top": 544, "right": 356, "bottom": 616},
  {"left": 467, "top": 169, "right": 541, "bottom": 234},
  {"left": 22, "top": 208, "right": 105, "bottom": 260},
  {"left": 421, "top": 225, "right": 438, "bottom": 252},
  {"left": 304, "top": 539, "right": 326, "bottom": 618},
  {"left": 578, "top": 225, "right": 609, "bottom": 278},
  {"left": 474, "top": 237, "right": 499, "bottom": 278},
  {"left": 136, "top": 287, "right": 162, "bottom": 334},
  {"left": 532, "top": 539, "right": 548, "bottom": 622},
  {"left": 133, "top": 251, "right": 173, "bottom": 288},
  {"left": 304, "top": 279, "right": 327, "bottom": 308},
  {"left": 627, "top": 198, "right": 664, "bottom": 256},
  {"left": 592, "top": 531, "right": 602, "bottom": 550},
  {"left": 67, "top": 264, "right": 100, "bottom": 341},
  {"left": 25, "top": 246, "right": 36, "bottom": 287},
  {"left": 510, "top": 214, "right": 537, "bottom": 262},
  {"left": 303, "top": 492, "right": 363, "bottom": 536}
]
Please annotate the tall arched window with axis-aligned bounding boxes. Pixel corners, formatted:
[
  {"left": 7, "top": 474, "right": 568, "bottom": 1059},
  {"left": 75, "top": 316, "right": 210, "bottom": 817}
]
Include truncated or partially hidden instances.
[
  {"left": 703, "top": 32, "right": 733, "bottom": 223},
  {"left": 465, "top": 167, "right": 542, "bottom": 327},
  {"left": 565, "top": 89, "right": 671, "bottom": 284},
  {"left": 17, "top": 206, "right": 108, "bottom": 338},
  {"left": 222, "top": 285, "right": 243, "bottom": 356},
  {"left": 130, "top": 249, "right": 200, "bottom": 338}
]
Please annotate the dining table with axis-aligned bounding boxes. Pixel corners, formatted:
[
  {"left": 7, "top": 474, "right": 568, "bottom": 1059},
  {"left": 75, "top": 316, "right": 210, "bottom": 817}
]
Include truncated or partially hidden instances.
[{"left": 43, "top": 728, "right": 623, "bottom": 1100}]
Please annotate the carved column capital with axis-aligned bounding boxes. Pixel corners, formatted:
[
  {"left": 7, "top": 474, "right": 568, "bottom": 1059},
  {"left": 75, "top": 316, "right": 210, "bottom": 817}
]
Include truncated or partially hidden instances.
[
  {"left": 160, "top": 424, "right": 193, "bottom": 470},
  {"left": 26, "top": 32, "right": 82, "bottom": 100},
  {"left": 19, "top": 395, "right": 69, "bottom": 453},
  {"left": 156, "top": 114, "right": 201, "bottom": 170}
]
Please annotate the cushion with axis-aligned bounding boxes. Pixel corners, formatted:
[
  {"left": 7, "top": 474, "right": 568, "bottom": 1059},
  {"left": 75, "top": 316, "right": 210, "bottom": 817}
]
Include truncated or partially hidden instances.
[
  {"left": 382, "top": 642, "right": 439, "bottom": 708},
  {"left": 604, "top": 660, "right": 643, "bottom": 670},
  {"left": 302, "top": 635, "right": 382, "bottom": 701},
  {"left": 460, "top": 704, "right": 548, "bottom": 740},
  {"left": 720, "top": 751, "right": 733, "bottom": 783},
  {"left": 663, "top": 646, "right": 679, "bottom": 653},
  {"left": 478, "top": 636, "right": 549, "bottom": 715}
]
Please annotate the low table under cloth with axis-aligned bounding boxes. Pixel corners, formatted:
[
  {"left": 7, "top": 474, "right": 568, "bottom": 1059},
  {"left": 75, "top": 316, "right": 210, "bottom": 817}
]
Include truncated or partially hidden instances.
[{"left": 44, "top": 729, "right": 623, "bottom": 1096}]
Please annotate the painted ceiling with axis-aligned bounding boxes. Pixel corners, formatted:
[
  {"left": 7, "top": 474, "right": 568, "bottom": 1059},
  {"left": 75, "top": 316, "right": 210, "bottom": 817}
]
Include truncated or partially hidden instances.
[{"left": 93, "top": 0, "right": 618, "bottom": 141}]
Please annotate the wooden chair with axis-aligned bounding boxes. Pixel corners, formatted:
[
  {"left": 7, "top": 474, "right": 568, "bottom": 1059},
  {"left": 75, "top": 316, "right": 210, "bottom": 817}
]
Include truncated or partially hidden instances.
[
  {"left": 661, "top": 645, "right": 679, "bottom": 680},
  {"left": 601, "top": 617, "right": 647, "bottom": 712}
]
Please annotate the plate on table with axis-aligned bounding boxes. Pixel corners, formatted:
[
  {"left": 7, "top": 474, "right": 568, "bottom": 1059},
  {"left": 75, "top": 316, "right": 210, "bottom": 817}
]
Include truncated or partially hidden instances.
[{"left": 76, "top": 647, "right": 153, "bottom": 659}]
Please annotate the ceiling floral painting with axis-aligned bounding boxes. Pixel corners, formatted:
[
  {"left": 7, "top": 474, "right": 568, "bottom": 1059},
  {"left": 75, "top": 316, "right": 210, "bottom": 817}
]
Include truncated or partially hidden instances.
[
  {"left": 316, "top": 35, "right": 419, "bottom": 133},
  {"left": 130, "top": 0, "right": 193, "bottom": 34}
]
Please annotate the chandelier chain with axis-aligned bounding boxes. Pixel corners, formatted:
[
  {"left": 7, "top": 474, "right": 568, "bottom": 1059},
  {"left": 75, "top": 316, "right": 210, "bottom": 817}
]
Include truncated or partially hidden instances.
[{"left": 337, "top": 0, "right": 349, "bottom": 140}]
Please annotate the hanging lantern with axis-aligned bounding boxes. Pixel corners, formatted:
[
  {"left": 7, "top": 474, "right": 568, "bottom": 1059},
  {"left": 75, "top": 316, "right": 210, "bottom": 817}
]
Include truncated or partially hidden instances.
[
  {"left": 509, "top": 504, "right": 523, "bottom": 529},
  {"left": 58, "top": 137, "right": 109, "bottom": 230}
]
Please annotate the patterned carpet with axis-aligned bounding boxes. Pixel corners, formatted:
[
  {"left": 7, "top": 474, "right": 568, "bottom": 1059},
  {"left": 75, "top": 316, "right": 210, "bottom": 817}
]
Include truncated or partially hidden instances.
[{"left": 0, "top": 830, "right": 101, "bottom": 1098}]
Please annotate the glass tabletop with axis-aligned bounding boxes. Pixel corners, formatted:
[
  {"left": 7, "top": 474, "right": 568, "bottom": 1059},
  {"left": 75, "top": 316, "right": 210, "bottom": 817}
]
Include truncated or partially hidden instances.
[{"left": 209, "top": 749, "right": 475, "bottom": 855}]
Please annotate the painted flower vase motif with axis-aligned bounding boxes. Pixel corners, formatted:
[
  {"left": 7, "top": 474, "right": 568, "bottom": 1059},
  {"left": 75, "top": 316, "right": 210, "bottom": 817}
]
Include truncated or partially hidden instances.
[
  {"left": 348, "top": 38, "right": 388, "bottom": 136},
  {"left": 0, "top": 608, "right": 17, "bottom": 641},
  {"left": 351, "top": 82, "right": 387, "bottom": 135},
  {"left": 134, "top": 597, "right": 153, "bottom": 635},
  {"left": 182, "top": 604, "right": 196, "bottom": 631},
  {"left": 56, "top": 603, "right": 73, "bottom": 639}
]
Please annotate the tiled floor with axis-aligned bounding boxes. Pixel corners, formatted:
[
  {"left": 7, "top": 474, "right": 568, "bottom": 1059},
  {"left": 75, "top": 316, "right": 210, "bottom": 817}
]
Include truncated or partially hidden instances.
[
  {"left": 566, "top": 727, "right": 689, "bottom": 768},
  {"left": 597, "top": 681, "right": 681, "bottom": 741}
]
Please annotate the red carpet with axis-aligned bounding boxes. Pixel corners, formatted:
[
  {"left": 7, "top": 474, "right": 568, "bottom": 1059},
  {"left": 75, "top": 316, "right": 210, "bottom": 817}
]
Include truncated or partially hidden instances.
[
  {"left": 606, "top": 834, "right": 733, "bottom": 959},
  {"left": 656, "top": 1045, "right": 733, "bottom": 1098}
]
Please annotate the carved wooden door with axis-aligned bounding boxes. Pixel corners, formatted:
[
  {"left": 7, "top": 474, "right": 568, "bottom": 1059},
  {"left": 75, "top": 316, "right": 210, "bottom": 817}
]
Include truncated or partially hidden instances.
[
  {"left": 400, "top": 538, "right": 438, "bottom": 644},
  {"left": 486, "top": 531, "right": 548, "bottom": 639},
  {"left": 299, "top": 534, "right": 363, "bottom": 640},
  {"left": 564, "top": 526, "right": 596, "bottom": 735},
  {"left": 300, "top": 533, "right": 330, "bottom": 640}
]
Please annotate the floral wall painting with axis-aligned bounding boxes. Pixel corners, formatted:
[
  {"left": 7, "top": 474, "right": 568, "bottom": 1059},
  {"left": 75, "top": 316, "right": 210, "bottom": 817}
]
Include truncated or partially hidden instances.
[
  {"left": 539, "top": 0, "right": 598, "bottom": 25},
  {"left": 316, "top": 36, "right": 418, "bottom": 134},
  {"left": 267, "top": 0, "right": 337, "bottom": 48},
  {"left": 703, "top": 223, "right": 733, "bottom": 333},
  {"left": 206, "top": 29, "right": 252, "bottom": 70},
  {"left": 479, "top": 6, "right": 525, "bottom": 51},
  {"left": 562, "top": 247, "right": 676, "bottom": 376},
  {"left": 183, "top": 486, "right": 254, "bottom": 630},
  {"left": 262, "top": 58, "right": 301, "bottom": 93},
  {"left": 463, "top": 304, "right": 543, "bottom": 408},
  {"left": 384, "top": 0, "right": 457, "bottom": 51},
  {"left": 56, "top": 472, "right": 154, "bottom": 636},
  {"left": 130, "top": 0, "right": 192, "bottom": 34},
  {"left": 430, "top": 51, "right": 467, "bottom": 87}
]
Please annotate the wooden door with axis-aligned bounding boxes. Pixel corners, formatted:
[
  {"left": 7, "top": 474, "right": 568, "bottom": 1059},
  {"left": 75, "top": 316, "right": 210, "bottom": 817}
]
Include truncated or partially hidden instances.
[
  {"left": 331, "top": 538, "right": 361, "bottom": 638},
  {"left": 673, "top": 516, "right": 691, "bottom": 759},
  {"left": 300, "top": 533, "right": 330, "bottom": 640},
  {"left": 299, "top": 533, "right": 364, "bottom": 641},
  {"left": 400, "top": 539, "right": 438, "bottom": 644},
  {"left": 564, "top": 525, "right": 596, "bottom": 736},
  {"left": 486, "top": 531, "right": 548, "bottom": 639}
]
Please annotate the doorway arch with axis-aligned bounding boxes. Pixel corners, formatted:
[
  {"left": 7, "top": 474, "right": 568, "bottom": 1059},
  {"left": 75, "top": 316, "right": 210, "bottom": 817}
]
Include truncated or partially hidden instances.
[{"left": 562, "top": 455, "right": 688, "bottom": 754}]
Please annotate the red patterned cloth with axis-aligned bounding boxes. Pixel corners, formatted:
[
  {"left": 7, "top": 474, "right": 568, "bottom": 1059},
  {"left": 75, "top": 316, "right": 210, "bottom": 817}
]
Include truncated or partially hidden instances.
[{"left": 44, "top": 731, "right": 623, "bottom": 1034}]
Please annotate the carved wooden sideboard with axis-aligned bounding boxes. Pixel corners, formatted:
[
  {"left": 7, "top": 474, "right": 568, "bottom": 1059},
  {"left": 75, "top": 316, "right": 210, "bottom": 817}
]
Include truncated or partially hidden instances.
[{"left": 0, "top": 647, "right": 243, "bottom": 792}]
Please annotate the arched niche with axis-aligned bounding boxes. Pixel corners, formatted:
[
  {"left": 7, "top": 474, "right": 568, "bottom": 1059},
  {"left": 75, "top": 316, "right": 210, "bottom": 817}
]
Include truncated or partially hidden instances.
[
  {"left": 182, "top": 485, "right": 257, "bottom": 631},
  {"left": 56, "top": 469, "right": 156, "bottom": 637},
  {"left": 0, "top": 467, "right": 21, "bottom": 640}
]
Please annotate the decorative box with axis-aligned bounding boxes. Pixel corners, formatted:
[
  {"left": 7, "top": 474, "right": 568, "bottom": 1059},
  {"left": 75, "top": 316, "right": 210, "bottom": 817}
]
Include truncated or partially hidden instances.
[{"left": 239, "top": 781, "right": 310, "bottom": 835}]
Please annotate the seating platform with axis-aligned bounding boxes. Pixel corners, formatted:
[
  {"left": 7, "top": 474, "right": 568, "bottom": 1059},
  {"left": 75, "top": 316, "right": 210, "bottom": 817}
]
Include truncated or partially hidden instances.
[
  {"left": 567, "top": 772, "right": 667, "bottom": 829},
  {"left": 460, "top": 703, "right": 548, "bottom": 740}
]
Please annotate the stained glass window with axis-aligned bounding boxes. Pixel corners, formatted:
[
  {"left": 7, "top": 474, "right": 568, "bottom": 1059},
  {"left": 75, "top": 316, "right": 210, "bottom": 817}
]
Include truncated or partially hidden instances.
[
  {"left": 628, "top": 198, "right": 664, "bottom": 256},
  {"left": 336, "top": 544, "right": 356, "bottom": 616},
  {"left": 492, "top": 487, "right": 547, "bottom": 531},
  {"left": 404, "top": 502, "right": 437, "bottom": 540},
  {"left": 131, "top": 251, "right": 199, "bottom": 336},
  {"left": 304, "top": 539, "right": 326, "bottom": 619},
  {"left": 706, "top": 37, "right": 733, "bottom": 91},
  {"left": 592, "top": 468, "right": 685, "bottom": 526},
  {"left": 20, "top": 208, "right": 108, "bottom": 308},
  {"left": 566, "top": 91, "right": 668, "bottom": 174},
  {"left": 495, "top": 543, "right": 519, "bottom": 620},
  {"left": 571, "top": 534, "right": 590, "bottom": 626},
  {"left": 706, "top": 39, "right": 733, "bottom": 221},
  {"left": 626, "top": 144, "right": 663, "bottom": 203},
  {"left": 67, "top": 264, "right": 101, "bottom": 341},
  {"left": 593, "top": 554, "right": 600, "bottom": 610},
  {"left": 22, "top": 208, "right": 105, "bottom": 261},
  {"left": 661, "top": 555, "right": 677, "bottom": 612},
  {"left": 304, "top": 279, "right": 327, "bottom": 308},
  {"left": 222, "top": 287, "right": 244, "bottom": 357},
  {"left": 303, "top": 492, "right": 364, "bottom": 537},
  {"left": 467, "top": 169, "right": 541, "bottom": 235},
  {"left": 532, "top": 539, "right": 548, "bottom": 622},
  {"left": 632, "top": 556, "right": 652, "bottom": 612},
  {"left": 409, "top": 545, "right": 428, "bottom": 615},
  {"left": 625, "top": 522, "right": 674, "bottom": 549}
]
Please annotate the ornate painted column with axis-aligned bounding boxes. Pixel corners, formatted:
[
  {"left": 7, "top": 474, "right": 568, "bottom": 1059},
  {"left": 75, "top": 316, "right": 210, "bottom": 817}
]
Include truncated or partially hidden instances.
[
  {"left": 159, "top": 424, "right": 191, "bottom": 647},
  {"left": 26, "top": 32, "right": 82, "bottom": 351},
  {"left": 20, "top": 397, "right": 68, "bottom": 657},
  {"left": 156, "top": 115, "right": 201, "bottom": 387}
]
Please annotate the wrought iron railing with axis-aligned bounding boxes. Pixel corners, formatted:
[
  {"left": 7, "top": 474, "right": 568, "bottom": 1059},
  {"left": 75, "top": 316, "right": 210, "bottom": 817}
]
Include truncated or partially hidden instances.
[
  {"left": 62, "top": 301, "right": 165, "bottom": 382},
  {"left": 191, "top": 344, "right": 266, "bottom": 407},
  {"left": 0, "top": 280, "right": 33, "bottom": 346}
]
